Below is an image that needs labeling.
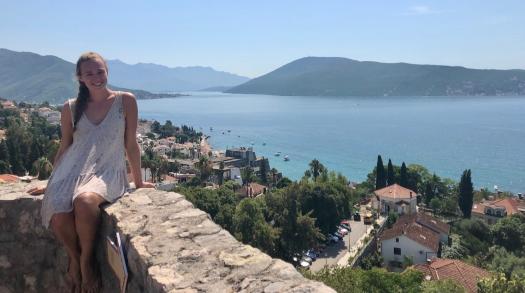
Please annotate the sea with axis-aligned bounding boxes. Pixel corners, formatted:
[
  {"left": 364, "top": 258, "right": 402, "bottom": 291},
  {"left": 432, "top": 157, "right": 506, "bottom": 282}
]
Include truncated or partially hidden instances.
[{"left": 137, "top": 92, "right": 525, "bottom": 193}]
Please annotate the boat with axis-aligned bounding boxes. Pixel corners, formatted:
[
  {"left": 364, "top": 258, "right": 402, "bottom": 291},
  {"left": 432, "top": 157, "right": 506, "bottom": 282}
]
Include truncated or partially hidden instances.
[
  {"left": 274, "top": 152, "right": 281, "bottom": 157},
  {"left": 284, "top": 155, "right": 290, "bottom": 161},
  {"left": 262, "top": 142, "right": 266, "bottom": 146}
]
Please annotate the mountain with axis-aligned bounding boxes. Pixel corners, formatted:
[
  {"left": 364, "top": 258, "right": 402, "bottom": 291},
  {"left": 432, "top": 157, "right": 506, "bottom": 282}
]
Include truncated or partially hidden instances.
[
  {"left": 106, "top": 60, "right": 249, "bottom": 92},
  {"left": 227, "top": 57, "right": 525, "bottom": 96}
]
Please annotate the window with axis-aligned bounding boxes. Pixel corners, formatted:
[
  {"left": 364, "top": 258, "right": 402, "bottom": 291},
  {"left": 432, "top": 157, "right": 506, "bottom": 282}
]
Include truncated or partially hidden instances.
[
  {"left": 394, "top": 247, "right": 401, "bottom": 255},
  {"left": 396, "top": 238, "right": 399, "bottom": 243}
]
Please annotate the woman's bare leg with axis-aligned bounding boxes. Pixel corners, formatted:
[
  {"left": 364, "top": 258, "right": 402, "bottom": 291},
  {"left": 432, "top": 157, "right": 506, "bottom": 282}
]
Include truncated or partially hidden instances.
[
  {"left": 50, "top": 212, "right": 81, "bottom": 293},
  {"left": 73, "top": 192, "right": 106, "bottom": 293}
]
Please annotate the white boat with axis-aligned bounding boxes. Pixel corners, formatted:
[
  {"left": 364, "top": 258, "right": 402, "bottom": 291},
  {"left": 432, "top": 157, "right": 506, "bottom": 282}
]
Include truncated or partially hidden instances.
[{"left": 284, "top": 155, "right": 290, "bottom": 161}]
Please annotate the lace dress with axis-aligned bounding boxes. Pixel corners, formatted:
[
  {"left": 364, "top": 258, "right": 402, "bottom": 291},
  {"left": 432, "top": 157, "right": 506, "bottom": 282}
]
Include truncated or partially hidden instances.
[{"left": 41, "top": 92, "right": 130, "bottom": 228}]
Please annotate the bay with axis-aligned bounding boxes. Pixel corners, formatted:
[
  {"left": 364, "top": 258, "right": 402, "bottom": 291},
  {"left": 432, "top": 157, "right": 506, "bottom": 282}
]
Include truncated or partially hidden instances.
[{"left": 137, "top": 92, "right": 525, "bottom": 193}]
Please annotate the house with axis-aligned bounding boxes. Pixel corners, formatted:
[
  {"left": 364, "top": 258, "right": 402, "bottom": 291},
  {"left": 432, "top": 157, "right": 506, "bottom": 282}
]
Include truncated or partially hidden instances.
[
  {"left": 380, "top": 214, "right": 446, "bottom": 266},
  {"left": 153, "top": 145, "right": 171, "bottom": 157},
  {"left": 472, "top": 197, "right": 525, "bottom": 225},
  {"left": 238, "top": 182, "right": 267, "bottom": 198},
  {"left": 374, "top": 184, "right": 417, "bottom": 215},
  {"left": 396, "top": 213, "right": 450, "bottom": 244},
  {"left": 413, "top": 258, "right": 491, "bottom": 293}
]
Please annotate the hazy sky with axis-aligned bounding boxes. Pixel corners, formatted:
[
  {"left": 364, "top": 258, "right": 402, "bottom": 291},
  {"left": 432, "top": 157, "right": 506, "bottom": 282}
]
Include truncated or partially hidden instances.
[{"left": 1, "top": 1, "right": 524, "bottom": 77}]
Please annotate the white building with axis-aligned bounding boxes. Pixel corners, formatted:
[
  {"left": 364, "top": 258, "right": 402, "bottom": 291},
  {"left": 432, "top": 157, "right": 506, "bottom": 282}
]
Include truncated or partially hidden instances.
[
  {"left": 381, "top": 220, "right": 440, "bottom": 266},
  {"left": 374, "top": 184, "right": 417, "bottom": 215}
]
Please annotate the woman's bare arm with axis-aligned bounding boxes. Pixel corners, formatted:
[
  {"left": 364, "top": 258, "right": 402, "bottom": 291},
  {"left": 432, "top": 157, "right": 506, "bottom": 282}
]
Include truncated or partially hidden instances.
[{"left": 122, "top": 92, "right": 154, "bottom": 189}]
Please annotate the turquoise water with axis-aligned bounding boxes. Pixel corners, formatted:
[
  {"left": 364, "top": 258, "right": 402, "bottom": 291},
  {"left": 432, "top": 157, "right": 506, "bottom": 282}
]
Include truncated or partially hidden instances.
[{"left": 137, "top": 92, "right": 525, "bottom": 193}]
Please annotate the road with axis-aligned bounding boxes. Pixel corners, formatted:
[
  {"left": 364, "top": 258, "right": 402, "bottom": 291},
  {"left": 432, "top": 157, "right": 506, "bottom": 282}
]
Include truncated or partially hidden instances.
[{"left": 310, "top": 218, "right": 369, "bottom": 272}]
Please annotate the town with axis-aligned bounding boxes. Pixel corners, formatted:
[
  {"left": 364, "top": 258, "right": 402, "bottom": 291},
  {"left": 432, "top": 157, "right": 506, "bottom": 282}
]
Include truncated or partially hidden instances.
[{"left": 1, "top": 98, "right": 525, "bottom": 292}]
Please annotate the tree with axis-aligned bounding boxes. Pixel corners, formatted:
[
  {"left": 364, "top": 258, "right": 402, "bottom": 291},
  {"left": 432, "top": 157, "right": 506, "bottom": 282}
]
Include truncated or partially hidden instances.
[
  {"left": 421, "top": 279, "right": 466, "bottom": 293},
  {"left": 478, "top": 273, "right": 525, "bottom": 293},
  {"left": 387, "top": 159, "right": 395, "bottom": 186},
  {"left": 400, "top": 162, "right": 408, "bottom": 187},
  {"left": 259, "top": 158, "right": 268, "bottom": 184},
  {"left": 490, "top": 214, "right": 525, "bottom": 255},
  {"left": 375, "top": 155, "right": 386, "bottom": 190},
  {"left": 308, "top": 159, "right": 326, "bottom": 181},
  {"left": 458, "top": 169, "right": 474, "bottom": 218},
  {"left": 195, "top": 156, "right": 212, "bottom": 182},
  {"left": 151, "top": 120, "right": 161, "bottom": 133},
  {"left": 32, "top": 157, "right": 53, "bottom": 180}
]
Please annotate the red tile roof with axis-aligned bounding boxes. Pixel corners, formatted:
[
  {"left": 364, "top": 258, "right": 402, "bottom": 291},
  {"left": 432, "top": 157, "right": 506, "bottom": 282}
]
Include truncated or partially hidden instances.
[
  {"left": 413, "top": 258, "right": 491, "bottom": 293},
  {"left": 239, "top": 182, "right": 267, "bottom": 198},
  {"left": 374, "top": 184, "right": 417, "bottom": 200},
  {"left": 407, "top": 212, "right": 450, "bottom": 235},
  {"left": 0, "top": 174, "right": 19, "bottom": 183},
  {"left": 381, "top": 217, "right": 441, "bottom": 251},
  {"left": 472, "top": 197, "right": 521, "bottom": 216}
]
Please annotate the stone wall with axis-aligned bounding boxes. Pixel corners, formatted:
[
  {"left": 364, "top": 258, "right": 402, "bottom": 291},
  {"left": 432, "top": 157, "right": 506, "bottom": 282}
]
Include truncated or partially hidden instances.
[{"left": 0, "top": 181, "right": 335, "bottom": 293}]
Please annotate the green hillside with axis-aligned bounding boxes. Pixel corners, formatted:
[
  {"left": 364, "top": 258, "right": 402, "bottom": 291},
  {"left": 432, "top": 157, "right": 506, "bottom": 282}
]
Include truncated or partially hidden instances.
[
  {"left": 0, "top": 49, "right": 180, "bottom": 103},
  {"left": 227, "top": 57, "right": 525, "bottom": 96}
]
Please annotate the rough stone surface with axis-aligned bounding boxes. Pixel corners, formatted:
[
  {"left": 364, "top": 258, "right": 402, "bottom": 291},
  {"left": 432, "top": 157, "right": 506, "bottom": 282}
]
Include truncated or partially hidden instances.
[{"left": 0, "top": 181, "right": 334, "bottom": 292}]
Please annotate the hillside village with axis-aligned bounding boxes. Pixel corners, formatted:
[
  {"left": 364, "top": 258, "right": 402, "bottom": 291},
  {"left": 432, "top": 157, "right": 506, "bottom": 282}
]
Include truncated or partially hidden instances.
[{"left": 1, "top": 98, "right": 525, "bottom": 292}]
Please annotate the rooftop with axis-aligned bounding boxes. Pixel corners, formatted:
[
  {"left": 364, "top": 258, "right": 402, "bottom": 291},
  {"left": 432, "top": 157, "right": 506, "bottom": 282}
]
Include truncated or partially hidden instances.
[
  {"left": 413, "top": 258, "right": 491, "bottom": 293},
  {"left": 374, "top": 184, "right": 417, "bottom": 200}
]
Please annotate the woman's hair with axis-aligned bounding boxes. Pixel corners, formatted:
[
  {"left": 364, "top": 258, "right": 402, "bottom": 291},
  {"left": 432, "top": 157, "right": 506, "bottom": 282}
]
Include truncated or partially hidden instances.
[{"left": 73, "top": 52, "right": 108, "bottom": 130}]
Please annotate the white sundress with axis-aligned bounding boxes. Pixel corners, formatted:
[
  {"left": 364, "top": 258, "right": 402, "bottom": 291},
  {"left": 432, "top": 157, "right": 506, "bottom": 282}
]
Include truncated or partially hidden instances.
[{"left": 41, "top": 92, "right": 130, "bottom": 228}]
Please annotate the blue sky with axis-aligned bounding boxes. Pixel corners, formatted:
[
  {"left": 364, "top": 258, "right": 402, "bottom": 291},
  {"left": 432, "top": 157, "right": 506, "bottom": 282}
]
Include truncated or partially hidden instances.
[{"left": 1, "top": 1, "right": 524, "bottom": 77}]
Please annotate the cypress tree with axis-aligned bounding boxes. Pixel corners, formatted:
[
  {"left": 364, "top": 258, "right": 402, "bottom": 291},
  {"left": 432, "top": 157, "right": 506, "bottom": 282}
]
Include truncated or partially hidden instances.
[
  {"left": 387, "top": 159, "right": 394, "bottom": 186},
  {"left": 458, "top": 169, "right": 474, "bottom": 218},
  {"left": 400, "top": 162, "right": 408, "bottom": 187},
  {"left": 375, "top": 155, "right": 386, "bottom": 190},
  {"left": 0, "top": 140, "right": 9, "bottom": 163}
]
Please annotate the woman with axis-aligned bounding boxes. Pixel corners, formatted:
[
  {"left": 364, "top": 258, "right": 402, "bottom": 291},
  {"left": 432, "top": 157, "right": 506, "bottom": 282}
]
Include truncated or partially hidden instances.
[{"left": 28, "top": 52, "right": 154, "bottom": 293}]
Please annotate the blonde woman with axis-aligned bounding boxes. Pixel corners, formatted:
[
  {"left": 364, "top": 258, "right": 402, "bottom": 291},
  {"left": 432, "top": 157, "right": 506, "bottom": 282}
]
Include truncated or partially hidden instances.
[{"left": 28, "top": 52, "right": 154, "bottom": 293}]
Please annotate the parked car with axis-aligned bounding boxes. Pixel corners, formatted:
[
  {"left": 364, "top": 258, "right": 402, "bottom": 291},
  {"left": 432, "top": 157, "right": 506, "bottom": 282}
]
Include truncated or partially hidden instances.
[
  {"left": 302, "top": 255, "right": 313, "bottom": 264},
  {"left": 305, "top": 249, "right": 318, "bottom": 260},
  {"left": 353, "top": 212, "right": 361, "bottom": 221},
  {"left": 338, "top": 226, "right": 349, "bottom": 233},
  {"left": 334, "top": 231, "right": 344, "bottom": 240},
  {"left": 327, "top": 234, "right": 340, "bottom": 243},
  {"left": 340, "top": 221, "right": 351, "bottom": 230},
  {"left": 299, "top": 260, "right": 311, "bottom": 269}
]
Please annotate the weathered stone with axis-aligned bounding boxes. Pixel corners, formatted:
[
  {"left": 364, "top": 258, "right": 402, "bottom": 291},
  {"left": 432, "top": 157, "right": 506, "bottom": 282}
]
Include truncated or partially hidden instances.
[{"left": 0, "top": 181, "right": 335, "bottom": 292}]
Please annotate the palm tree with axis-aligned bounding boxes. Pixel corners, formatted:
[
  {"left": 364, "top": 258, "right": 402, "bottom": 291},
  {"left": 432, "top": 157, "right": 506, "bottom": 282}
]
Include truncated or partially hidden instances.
[{"left": 308, "top": 159, "right": 326, "bottom": 181}]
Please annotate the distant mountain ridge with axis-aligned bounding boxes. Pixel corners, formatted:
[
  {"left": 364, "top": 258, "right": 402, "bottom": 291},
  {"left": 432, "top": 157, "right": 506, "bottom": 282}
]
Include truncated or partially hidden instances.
[
  {"left": 106, "top": 59, "right": 249, "bottom": 92},
  {"left": 0, "top": 49, "right": 244, "bottom": 103},
  {"left": 227, "top": 57, "right": 525, "bottom": 96}
]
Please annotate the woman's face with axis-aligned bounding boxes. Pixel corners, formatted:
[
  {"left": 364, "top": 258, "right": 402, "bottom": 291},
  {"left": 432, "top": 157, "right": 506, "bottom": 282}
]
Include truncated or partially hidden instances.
[{"left": 78, "top": 58, "right": 108, "bottom": 91}]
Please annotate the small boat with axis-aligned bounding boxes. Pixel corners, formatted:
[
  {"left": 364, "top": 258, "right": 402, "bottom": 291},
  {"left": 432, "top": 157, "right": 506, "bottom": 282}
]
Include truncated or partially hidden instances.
[
  {"left": 227, "top": 130, "right": 231, "bottom": 133},
  {"left": 250, "top": 141, "right": 254, "bottom": 145},
  {"left": 262, "top": 142, "right": 266, "bottom": 146},
  {"left": 284, "top": 155, "right": 290, "bottom": 161},
  {"left": 210, "top": 127, "right": 213, "bottom": 131},
  {"left": 274, "top": 152, "right": 281, "bottom": 157}
]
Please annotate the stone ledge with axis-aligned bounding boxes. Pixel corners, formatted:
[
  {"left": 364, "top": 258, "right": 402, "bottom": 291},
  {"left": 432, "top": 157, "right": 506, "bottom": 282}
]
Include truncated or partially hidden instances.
[{"left": 0, "top": 181, "right": 334, "bottom": 293}]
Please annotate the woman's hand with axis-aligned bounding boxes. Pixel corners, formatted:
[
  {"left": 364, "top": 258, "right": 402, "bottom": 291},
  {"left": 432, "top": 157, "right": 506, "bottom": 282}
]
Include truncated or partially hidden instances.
[
  {"left": 27, "top": 185, "right": 46, "bottom": 196},
  {"left": 136, "top": 182, "right": 155, "bottom": 189}
]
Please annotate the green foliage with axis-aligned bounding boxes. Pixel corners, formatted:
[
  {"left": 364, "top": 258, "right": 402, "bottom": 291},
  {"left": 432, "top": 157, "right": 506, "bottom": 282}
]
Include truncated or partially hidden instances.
[
  {"left": 452, "top": 218, "right": 491, "bottom": 256},
  {"left": 32, "top": 157, "right": 53, "bottom": 180},
  {"left": 387, "top": 159, "right": 394, "bottom": 186},
  {"left": 478, "top": 273, "right": 525, "bottom": 293},
  {"left": 386, "top": 212, "right": 398, "bottom": 229},
  {"left": 421, "top": 279, "right": 466, "bottom": 293},
  {"left": 441, "top": 234, "right": 468, "bottom": 259},
  {"left": 400, "top": 162, "right": 408, "bottom": 188},
  {"left": 375, "top": 155, "right": 386, "bottom": 190},
  {"left": 359, "top": 252, "right": 383, "bottom": 270},
  {"left": 458, "top": 169, "right": 474, "bottom": 218},
  {"left": 486, "top": 246, "right": 525, "bottom": 278},
  {"left": 303, "top": 267, "right": 424, "bottom": 293},
  {"left": 490, "top": 214, "right": 525, "bottom": 255}
]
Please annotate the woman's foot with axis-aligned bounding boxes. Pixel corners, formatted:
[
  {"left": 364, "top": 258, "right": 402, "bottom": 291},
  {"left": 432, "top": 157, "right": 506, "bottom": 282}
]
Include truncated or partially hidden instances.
[
  {"left": 80, "top": 259, "right": 101, "bottom": 293},
  {"left": 65, "top": 259, "right": 81, "bottom": 293}
]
